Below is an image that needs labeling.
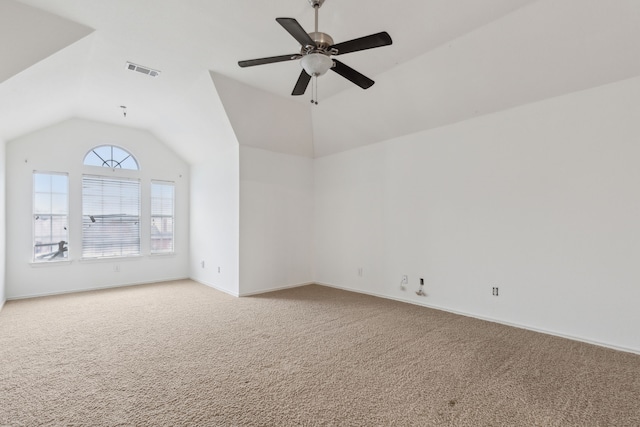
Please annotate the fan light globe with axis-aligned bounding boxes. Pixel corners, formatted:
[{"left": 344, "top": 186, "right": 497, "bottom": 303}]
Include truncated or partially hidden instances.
[{"left": 301, "top": 53, "right": 333, "bottom": 76}]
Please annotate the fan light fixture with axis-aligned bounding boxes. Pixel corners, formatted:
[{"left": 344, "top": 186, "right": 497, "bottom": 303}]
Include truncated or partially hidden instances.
[{"left": 300, "top": 53, "right": 332, "bottom": 76}]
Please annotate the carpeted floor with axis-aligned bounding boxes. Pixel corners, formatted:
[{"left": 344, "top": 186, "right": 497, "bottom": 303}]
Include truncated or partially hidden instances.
[{"left": 1, "top": 280, "right": 639, "bottom": 426}]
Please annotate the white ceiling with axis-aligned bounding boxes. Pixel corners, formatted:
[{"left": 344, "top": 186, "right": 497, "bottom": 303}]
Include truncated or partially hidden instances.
[{"left": 1, "top": 0, "right": 640, "bottom": 161}]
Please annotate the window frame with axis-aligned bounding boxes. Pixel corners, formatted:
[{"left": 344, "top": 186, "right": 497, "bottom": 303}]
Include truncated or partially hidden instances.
[
  {"left": 83, "top": 145, "right": 139, "bottom": 170},
  {"left": 32, "top": 171, "right": 69, "bottom": 263},
  {"left": 81, "top": 174, "right": 142, "bottom": 260},
  {"left": 150, "top": 180, "right": 175, "bottom": 255}
]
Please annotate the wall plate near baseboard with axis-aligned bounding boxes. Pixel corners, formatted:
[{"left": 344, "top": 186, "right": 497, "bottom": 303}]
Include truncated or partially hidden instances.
[{"left": 313, "top": 281, "right": 640, "bottom": 356}]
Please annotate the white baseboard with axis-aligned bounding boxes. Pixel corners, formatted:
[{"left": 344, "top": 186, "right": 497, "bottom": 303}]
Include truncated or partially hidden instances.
[
  {"left": 6, "top": 276, "right": 636, "bottom": 355},
  {"left": 316, "top": 281, "right": 640, "bottom": 356},
  {"left": 0, "top": 298, "right": 5, "bottom": 313},
  {"left": 191, "top": 278, "right": 240, "bottom": 297},
  {"left": 6, "top": 277, "right": 191, "bottom": 300},
  {"left": 239, "top": 281, "right": 314, "bottom": 297},
  {"left": 190, "top": 279, "right": 313, "bottom": 298}
]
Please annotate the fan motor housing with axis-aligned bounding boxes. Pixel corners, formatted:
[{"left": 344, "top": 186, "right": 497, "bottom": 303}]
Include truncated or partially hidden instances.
[{"left": 307, "top": 32, "right": 334, "bottom": 50}]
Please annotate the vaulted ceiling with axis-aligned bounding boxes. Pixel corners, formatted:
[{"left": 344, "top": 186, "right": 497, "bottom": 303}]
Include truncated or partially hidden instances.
[{"left": 1, "top": 0, "right": 640, "bottom": 162}]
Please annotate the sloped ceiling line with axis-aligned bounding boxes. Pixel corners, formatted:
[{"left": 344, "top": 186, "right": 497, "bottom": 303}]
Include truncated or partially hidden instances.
[
  {"left": 2, "top": 0, "right": 640, "bottom": 161},
  {"left": 0, "top": 0, "right": 94, "bottom": 84}
]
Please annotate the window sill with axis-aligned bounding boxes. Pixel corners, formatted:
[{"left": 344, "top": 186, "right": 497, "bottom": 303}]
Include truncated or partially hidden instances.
[
  {"left": 30, "top": 260, "right": 72, "bottom": 268},
  {"left": 79, "top": 255, "right": 143, "bottom": 263},
  {"left": 149, "top": 252, "right": 176, "bottom": 258},
  {"left": 30, "top": 254, "right": 175, "bottom": 266}
]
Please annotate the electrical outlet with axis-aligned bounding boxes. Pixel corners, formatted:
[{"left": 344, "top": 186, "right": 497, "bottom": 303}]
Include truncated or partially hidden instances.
[
  {"left": 492, "top": 287, "right": 499, "bottom": 296},
  {"left": 402, "top": 275, "right": 408, "bottom": 284},
  {"left": 201, "top": 260, "right": 205, "bottom": 268},
  {"left": 218, "top": 266, "right": 221, "bottom": 273},
  {"left": 420, "top": 278, "right": 424, "bottom": 285},
  {"left": 358, "top": 267, "right": 363, "bottom": 277}
]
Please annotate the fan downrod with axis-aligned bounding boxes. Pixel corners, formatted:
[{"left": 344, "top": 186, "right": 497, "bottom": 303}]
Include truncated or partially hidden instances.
[{"left": 305, "top": 0, "right": 334, "bottom": 54}]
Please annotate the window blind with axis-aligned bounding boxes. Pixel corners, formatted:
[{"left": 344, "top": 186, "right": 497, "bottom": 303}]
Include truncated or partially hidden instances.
[{"left": 82, "top": 175, "right": 140, "bottom": 258}]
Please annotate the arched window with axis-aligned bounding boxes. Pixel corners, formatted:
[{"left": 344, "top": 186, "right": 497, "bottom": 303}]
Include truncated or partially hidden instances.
[
  {"left": 83, "top": 145, "right": 139, "bottom": 170},
  {"left": 82, "top": 144, "right": 141, "bottom": 258}
]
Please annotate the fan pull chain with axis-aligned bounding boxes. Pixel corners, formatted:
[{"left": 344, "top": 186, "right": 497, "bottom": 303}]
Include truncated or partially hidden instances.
[{"left": 310, "top": 76, "right": 319, "bottom": 105}]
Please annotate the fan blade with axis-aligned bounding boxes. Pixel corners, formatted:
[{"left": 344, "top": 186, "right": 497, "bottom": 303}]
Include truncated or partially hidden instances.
[
  {"left": 331, "top": 60, "right": 374, "bottom": 89},
  {"left": 276, "top": 18, "right": 317, "bottom": 48},
  {"left": 330, "top": 32, "right": 392, "bottom": 55},
  {"left": 238, "top": 54, "right": 300, "bottom": 68},
  {"left": 292, "top": 70, "right": 312, "bottom": 96}
]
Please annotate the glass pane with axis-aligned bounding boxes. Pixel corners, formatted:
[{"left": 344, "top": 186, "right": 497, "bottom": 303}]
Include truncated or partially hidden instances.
[
  {"left": 34, "top": 193, "right": 51, "bottom": 214},
  {"left": 161, "top": 185, "right": 174, "bottom": 198},
  {"left": 34, "top": 173, "right": 51, "bottom": 193},
  {"left": 120, "top": 156, "right": 138, "bottom": 170},
  {"left": 51, "top": 194, "right": 67, "bottom": 214},
  {"left": 34, "top": 214, "right": 68, "bottom": 261},
  {"left": 93, "top": 146, "right": 112, "bottom": 163},
  {"left": 34, "top": 215, "right": 51, "bottom": 240},
  {"left": 111, "top": 146, "right": 126, "bottom": 159},
  {"left": 161, "top": 198, "right": 173, "bottom": 214},
  {"left": 84, "top": 153, "right": 103, "bottom": 167},
  {"left": 151, "top": 216, "right": 173, "bottom": 253},
  {"left": 151, "top": 183, "right": 174, "bottom": 216},
  {"left": 51, "top": 174, "right": 68, "bottom": 193}
]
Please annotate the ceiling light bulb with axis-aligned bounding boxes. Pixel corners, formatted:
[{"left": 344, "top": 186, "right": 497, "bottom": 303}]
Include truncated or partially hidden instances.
[{"left": 301, "top": 53, "right": 333, "bottom": 76}]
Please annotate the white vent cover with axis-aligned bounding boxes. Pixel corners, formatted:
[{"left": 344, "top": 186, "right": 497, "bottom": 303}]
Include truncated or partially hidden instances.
[{"left": 125, "top": 62, "right": 160, "bottom": 77}]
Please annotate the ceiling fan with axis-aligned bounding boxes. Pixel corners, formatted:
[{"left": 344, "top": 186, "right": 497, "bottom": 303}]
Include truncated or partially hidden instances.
[{"left": 238, "top": 0, "right": 392, "bottom": 101}]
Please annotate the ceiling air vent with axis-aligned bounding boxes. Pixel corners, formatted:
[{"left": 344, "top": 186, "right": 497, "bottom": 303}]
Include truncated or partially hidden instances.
[{"left": 125, "top": 62, "right": 160, "bottom": 77}]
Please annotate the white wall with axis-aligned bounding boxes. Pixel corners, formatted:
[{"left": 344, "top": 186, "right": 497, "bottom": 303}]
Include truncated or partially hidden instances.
[
  {"left": 5, "top": 118, "right": 190, "bottom": 299},
  {"left": 190, "top": 144, "right": 240, "bottom": 296},
  {"left": 239, "top": 146, "right": 314, "bottom": 296},
  {"left": 0, "top": 137, "right": 5, "bottom": 309},
  {"left": 314, "top": 76, "right": 640, "bottom": 353},
  {"left": 205, "top": 69, "right": 314, "bottom": 296}
]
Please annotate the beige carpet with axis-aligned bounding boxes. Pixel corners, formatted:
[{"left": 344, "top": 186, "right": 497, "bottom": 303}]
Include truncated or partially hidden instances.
[{"left": 1, "top": 280, "right": 639, "bottom": 426}]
